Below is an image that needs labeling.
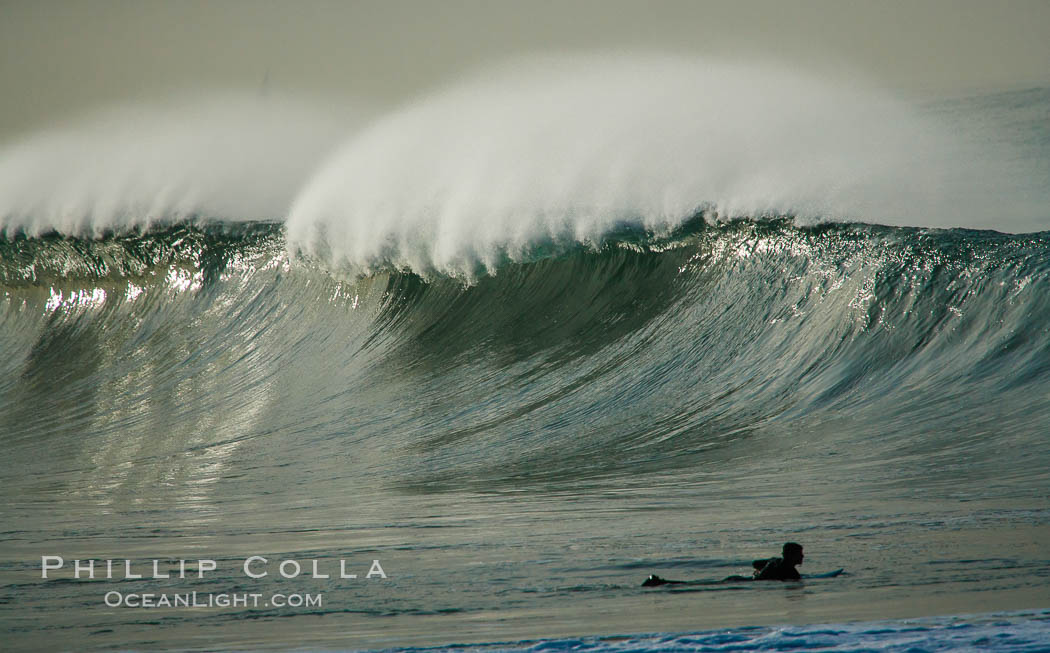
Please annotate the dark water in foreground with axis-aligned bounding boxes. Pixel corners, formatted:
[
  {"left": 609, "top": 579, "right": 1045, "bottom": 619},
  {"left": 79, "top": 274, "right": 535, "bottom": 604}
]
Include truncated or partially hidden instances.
[{"left": 1, "top": 217, "right": 1049, "bottom": 649}]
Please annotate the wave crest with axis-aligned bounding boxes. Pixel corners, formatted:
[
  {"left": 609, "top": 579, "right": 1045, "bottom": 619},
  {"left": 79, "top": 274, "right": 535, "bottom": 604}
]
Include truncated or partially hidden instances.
[
  {"left": 0, "top": 93, "right": 350, "bottom": 237},
  {"left": 286, "top": 55, "right": 986, "bottom": 277}
]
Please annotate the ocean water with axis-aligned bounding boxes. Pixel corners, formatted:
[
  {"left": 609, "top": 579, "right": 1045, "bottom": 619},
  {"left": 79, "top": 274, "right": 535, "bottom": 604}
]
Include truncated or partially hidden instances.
[
  {"left": 402, "top": 610, "right": 1050, "bottom": 652},
  {"left": 1, "top": 59, "right": 1049, "bottom": 650}
]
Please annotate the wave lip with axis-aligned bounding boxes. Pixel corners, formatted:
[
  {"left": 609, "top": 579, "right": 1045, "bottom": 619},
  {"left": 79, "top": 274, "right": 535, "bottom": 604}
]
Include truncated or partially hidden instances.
[
  {"left": 285, "top": 54, "right": 985, "bottom": 278},
  {"left": 2, "top": 56, "right": 1045, "bottom": 268}
]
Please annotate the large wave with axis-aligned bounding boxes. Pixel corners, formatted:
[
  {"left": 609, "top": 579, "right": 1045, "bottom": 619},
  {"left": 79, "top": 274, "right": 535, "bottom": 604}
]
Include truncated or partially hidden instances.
[{"left": 3, "top": 220, "right": 1049, "bottom": 493}]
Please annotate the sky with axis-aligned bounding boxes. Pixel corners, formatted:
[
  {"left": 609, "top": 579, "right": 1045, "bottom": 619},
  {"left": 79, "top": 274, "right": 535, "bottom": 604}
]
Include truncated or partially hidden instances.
[{"left": 1, "top": 0, "right": 1049, "bottom": 138}]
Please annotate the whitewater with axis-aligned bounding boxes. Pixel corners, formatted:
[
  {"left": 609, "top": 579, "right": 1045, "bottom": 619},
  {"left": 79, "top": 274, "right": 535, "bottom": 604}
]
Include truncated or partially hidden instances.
[{"left": 1, "top": 56, "right": 1049, "bottom": 650}]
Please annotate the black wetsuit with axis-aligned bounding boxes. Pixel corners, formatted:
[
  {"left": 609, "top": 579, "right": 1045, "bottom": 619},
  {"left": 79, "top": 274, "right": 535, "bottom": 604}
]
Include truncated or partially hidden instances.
[{"left": 752, "top": 556, "right": 800, "bottom": 581}]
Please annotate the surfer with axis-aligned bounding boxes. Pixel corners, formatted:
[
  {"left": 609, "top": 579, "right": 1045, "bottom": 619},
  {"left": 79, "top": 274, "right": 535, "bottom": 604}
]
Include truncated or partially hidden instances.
[
  {"left": 643, "top": 542, "right": 831, "bottom": 586},
  {"left": 751, "top": 542, "right": 804, "bottom": 581}
]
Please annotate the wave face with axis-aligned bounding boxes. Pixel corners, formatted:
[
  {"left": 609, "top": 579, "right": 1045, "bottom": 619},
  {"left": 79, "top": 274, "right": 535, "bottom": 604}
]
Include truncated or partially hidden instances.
[{"left": 3, "top": 219, "right": 1050, "bottom": 496}]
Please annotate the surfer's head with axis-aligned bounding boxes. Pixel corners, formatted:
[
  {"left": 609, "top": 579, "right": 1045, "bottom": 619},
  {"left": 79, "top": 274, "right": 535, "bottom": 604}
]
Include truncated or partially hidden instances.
[{"left": 783, "top": 542, "right": 804, "bottom": 566}]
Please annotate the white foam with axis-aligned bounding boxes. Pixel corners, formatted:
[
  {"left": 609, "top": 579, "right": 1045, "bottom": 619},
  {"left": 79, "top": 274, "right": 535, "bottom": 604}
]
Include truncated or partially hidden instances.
[
  {"left": 0, "top": 92, "right": 351, "bottom": 236},
  {"left": 1, "top": 55, "right": 1043, "bottom": 269},
  {"left": 286, "top": 54, "right": 1042, "bottom": 276}
]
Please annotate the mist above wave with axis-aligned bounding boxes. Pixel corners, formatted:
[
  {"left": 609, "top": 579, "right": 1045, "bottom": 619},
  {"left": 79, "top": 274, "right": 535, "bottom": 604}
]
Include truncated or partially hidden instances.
[
  {"left": 1, "top": 55, "right": 1044, "bottom": 272},
  {"left": 0, "top": 93, "right": 350, "bottom": 236},
  {"left": 286, "top": 55, "right": 1039, "bottom": 277}
]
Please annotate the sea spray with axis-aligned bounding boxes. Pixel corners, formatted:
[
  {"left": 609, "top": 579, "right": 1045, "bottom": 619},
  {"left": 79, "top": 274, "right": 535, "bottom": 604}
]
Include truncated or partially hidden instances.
[
  {"left": 285, "top": 54, "right": 1041, "bottom": 277},
  {"left": 0, "top": 92, "right": 353, "bottom": 236},
  {"left": 0, "top": 55, "right": 1043, "bottom": 264}
]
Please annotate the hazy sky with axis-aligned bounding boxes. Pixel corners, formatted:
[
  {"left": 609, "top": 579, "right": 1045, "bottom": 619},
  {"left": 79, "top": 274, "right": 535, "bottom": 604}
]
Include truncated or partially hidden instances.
[{"left": 2, "top": 0, "right": 1049, "bottom": 137}]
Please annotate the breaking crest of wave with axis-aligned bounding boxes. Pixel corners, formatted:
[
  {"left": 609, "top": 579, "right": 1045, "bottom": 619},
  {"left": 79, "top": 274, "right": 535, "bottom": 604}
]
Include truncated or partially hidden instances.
[
  {"left": 286, "top": 54, "right": 1026, "bottom": 277},
  {"left": 3, "top": 54, "right": 1042, "bottom": 273},
  {"left": 0, "top": 92, "right": 351, "bottom": 237}
]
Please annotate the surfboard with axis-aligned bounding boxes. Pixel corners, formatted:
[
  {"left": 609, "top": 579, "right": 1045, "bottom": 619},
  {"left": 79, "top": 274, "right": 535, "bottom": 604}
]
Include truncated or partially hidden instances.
[
  {"left": 642, "top": 568, "right": 844, "bottom": 586},
  {"left": 806, "top": 568, "right": 844, "bottom": 578}
]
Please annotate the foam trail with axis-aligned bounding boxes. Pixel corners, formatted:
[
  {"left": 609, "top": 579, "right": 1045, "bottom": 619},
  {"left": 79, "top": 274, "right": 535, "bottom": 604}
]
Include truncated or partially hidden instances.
[
  {"left": 287, "top": 55, "right": 1042, "bottom": 277},
  {"left": 0, "top": 93, "right": 352, "bottom": 236}
]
